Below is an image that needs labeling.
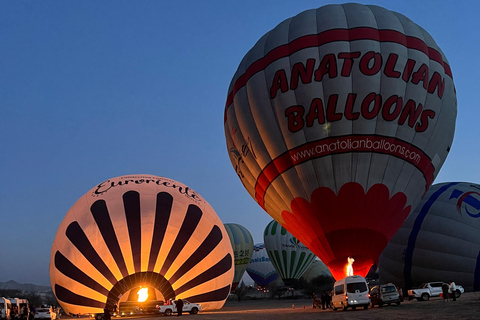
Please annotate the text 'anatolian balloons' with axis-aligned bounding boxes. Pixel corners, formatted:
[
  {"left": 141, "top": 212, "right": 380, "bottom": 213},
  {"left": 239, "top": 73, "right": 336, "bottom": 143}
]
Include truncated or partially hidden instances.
[
  {"left": 224, "top": 223, "right": 254, "bottom": 291},
  {"left": 380, "top": 182, "right": 480, "bottom": 292},
  {"left": 50, "top": 175, "right": 233, "bottom": 314},
  {"left": 224, "top": 3, "right": 456, "bottom": 280}
]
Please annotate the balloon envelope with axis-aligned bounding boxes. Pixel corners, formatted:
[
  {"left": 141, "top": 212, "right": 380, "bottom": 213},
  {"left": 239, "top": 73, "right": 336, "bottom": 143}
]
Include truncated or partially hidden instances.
[
  {"left": 246, "top": 243, "right": 279, "bottom": 287},
  {"left": 264, "top": 220, "right": 316, "bottom": 285},
  {"left": 50, "top": 175, "right": 234, "bottom": 314},
  {"left": 224, "top": 223, "right": 254, "bottom": 290},
  {"left": 379, "top": 182, "right": 480, "bottom": 292},
  {"left": 224, "top": 3, "right": 456, "bottom": 280}
]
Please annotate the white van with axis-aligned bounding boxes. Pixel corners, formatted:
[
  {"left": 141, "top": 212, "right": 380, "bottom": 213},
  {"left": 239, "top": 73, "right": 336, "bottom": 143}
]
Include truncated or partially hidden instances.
[
  {"left": 332, "top": 275, "right": 370, "bottom": 311},
  {"left": 9, "top": 299, "right": 29, "bottom": 318},
  {"left": 0, "top": 297, "right": 12, "bottom": 320}
]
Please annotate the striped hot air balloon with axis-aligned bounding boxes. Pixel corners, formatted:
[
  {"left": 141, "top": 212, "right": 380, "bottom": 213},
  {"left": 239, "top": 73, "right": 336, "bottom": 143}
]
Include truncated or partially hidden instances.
[
  {"left": 264, "top": 220, "right": 316, "bottom": 286},
  {"left": 50, "top": 175, "right": 233, "bottom": 315},
  {"left": 224, "top": 223, "right": 254, "bottom": 291}
]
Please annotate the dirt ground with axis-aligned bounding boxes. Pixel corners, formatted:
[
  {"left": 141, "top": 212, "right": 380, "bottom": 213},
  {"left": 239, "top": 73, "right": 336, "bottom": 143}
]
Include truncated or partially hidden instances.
[
  {"left": 196, "top": 292, "right": 480, "bottom": 319},
  {"left": 97, "top": 292, "right": 480, "bottom": 320}
]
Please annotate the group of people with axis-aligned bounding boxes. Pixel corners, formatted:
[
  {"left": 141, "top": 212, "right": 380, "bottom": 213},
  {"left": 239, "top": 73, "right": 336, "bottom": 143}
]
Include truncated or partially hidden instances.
[
  {"left": 442, "top": 281, "right": 458, "bottom": 301},
  {"left": 312, "top": 291, "right": 332, "bottom": 309}
]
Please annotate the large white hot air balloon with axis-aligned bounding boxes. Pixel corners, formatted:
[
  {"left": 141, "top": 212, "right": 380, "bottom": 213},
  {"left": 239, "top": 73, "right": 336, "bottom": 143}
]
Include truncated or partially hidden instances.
[
  {"left": 224, "top": 3, "right": 456, "bottom": 280},
  {"left": 50, "top": 175, "right": 234, "bottom": 314},
  {"left": 379, "top": 182, "right": 480, "bottom": 292},
  {"left": 264, "top": 220, "right": 316, "bottom": 285},
  {"left": 246, "top": 243, "right": 279, "bottom": 287},
  {"left": 224, "top": 223, "right": 254, "bottom": 291}
]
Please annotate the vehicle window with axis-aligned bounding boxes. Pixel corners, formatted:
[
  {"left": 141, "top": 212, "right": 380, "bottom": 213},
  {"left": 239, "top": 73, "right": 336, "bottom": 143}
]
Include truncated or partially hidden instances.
[
  {"left": 381, "top": 285, "right": 396, "bottom": 293},
  {"left": 334, "top": 285, "right": 344, "bottom": 295},
  {"left": 347, "top": 282, "right": 367, "bottom": 293},
  {"left": 0, "top": 303, "right": 4, "bottom": 308},
  {"left": 431, "top": 283, "right": 442, "bottom": 287}
]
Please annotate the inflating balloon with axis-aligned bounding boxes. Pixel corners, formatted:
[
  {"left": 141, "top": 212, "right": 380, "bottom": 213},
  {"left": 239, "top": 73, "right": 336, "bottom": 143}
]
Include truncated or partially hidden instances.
[
  {"left": 246, "top": 243, "right": 279, "bottom": 287},
  {"left": 224, "top": 3, "right": 456, "bottom": 280},
  {"left": 380, "top": 182, "right": 480, "bottom": 292},
  {"left": 224, "top": 223, "right": 254, "bottom": 290},
  {"left": 264, "top": 220, "right": 316, "bottom": 285},
  {"left": 50, "top": 175, "right": 233, "bottom": 314}
]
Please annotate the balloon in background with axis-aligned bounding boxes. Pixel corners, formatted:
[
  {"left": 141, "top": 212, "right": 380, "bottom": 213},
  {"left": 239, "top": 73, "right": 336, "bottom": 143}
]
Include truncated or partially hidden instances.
[
  {"left": 246, "top": 243, "right": 279, "bottom": 287},
  {"left": 379, "top": 182, "right": 480, "bottom": 292},
  {"left": 50, "top": 175, "right": 234, "bottom": 314},
  {"left": 224, "top": 223, "right": 254, "bottom": 291},
  {"left": 224, "top": 3, "right": 456, "bottom": 280},
  {"left": 264, "top": 220, "right": 316, "bottom": 285},
  {"left": 301, "top": 259, "right": 332, "bottom": 282}
]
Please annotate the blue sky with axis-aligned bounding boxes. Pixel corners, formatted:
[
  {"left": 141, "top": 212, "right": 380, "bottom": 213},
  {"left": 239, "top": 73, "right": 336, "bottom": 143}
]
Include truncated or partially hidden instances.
[{"left": 1, "top": 0, "right": 479, "bottom": 286}]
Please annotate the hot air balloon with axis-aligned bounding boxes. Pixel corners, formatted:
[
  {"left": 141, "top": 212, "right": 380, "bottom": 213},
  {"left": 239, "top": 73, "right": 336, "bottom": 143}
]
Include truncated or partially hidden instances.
[
  {"left": 224, "top": 223, "right": 254, "bottom": 291},
  {"left": 301, "top": 259, "right": 332, "bottom": 282},
  {"left": 264, "top": 220, "right": 316, "bottom": 286},
  {"left": 224, "top": 3, "right": 456, "bottom": 280},
  {"left": 246, "top": 243, "right": 279, "bottom": 287},
  {"left": 50, "top": 175, "right": 234, "bottom": 314},
  {"left": 379, "top": 182, "right": 480, "bottom": 292}
]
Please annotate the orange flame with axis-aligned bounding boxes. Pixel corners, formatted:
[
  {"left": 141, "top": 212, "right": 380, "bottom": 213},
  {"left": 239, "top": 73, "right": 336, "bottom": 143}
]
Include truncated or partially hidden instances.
[
  {"left": 346, "top": 257, "right": 354, "bottom": 277},
  {"left": 137, "top": 287, "right": 149, "bottom": 302}
]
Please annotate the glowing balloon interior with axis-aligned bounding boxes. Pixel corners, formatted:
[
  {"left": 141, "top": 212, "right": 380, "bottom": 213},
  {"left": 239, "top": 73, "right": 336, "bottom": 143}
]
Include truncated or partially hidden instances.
[
  {"left": 224, "top": 223, "right": 254, "bottom": 291},
  {"left": 224, "top": 3, "right": 456, "bottom": 280},
  {"left": 380, "top": 182, "right": 480, "bottom": 292},
  {"left": 50, "top": 175, "right": 234, "bottom": 314}
]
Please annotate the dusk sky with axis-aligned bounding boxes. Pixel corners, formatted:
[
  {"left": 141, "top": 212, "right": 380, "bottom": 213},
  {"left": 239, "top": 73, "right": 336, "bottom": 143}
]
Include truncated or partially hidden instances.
[{"left": 1, "top": 0, "right": 479, "bottom": 287}]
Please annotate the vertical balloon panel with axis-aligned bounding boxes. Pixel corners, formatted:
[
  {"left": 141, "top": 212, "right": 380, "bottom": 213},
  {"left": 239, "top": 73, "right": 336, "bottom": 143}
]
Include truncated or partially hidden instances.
[
  {"left": 264, "top": 220, "right": 316, "bottom": 286},
  {"left": 380, "top": 182, "right": 480, "bottom": 292},
  {"left": 225, "top": 3, "right": 456, "bottom": 280},
  {"left": 50, "top": 175, "right": 233, "bottom": 315},
  {"left": 223, "top": 223, "right": 254, "bottom": 290}
]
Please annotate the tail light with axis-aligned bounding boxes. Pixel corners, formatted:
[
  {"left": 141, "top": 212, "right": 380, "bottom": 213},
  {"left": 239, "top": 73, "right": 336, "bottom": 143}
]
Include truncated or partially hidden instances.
[{"left": 345, "top": 295, "right": 348, "bottom": 300}]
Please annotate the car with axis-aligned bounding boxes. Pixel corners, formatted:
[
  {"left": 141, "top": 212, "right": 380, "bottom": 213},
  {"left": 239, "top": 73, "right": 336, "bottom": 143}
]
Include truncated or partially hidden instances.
[
  {"left": 408, "top": 282, "right": 465, "bottom": 301},
  {"left": 370, "top": 284, "right": 401, "bottom": 307},
  {"left": 156, "top": 300, "right": 201, "bottom": 316},
  {"left": 34, "top": 308, "right": 56, "bottom": 320}
]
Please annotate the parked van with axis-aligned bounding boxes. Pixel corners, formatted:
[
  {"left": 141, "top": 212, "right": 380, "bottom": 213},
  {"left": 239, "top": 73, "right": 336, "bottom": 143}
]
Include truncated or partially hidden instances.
[
  {"left": 9, "top": 299, "right": 29, "bottom": 318},
  {"left": 332, "top": 275, "right": 370, "bottom": 311},
  {"left": 0, "top": 297, "right": 12, "bottom": 320}
]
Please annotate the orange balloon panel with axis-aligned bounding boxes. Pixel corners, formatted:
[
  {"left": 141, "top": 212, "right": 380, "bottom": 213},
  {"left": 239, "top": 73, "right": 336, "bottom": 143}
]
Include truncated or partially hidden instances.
[
  {"left": 224, "top": 4, "right": 456, "bottom": 279},
  {"left": 50, "top": 175, "right": 233, "bottom": 314}
]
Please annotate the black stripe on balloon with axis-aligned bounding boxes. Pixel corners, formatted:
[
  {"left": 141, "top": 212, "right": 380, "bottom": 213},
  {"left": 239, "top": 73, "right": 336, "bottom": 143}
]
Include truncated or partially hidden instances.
[
  {"left": 160, "top": 204, "right": 202, "bottom": 275},
  {"left": 123, "top": 191, "right": 142, "bottom": 273},
  {"left": 55, "top": 284, "right": 105, "bottom": 308},
  {"left": 174, "top": 253, "right": 232, "bottom": 296},
  {"left": 186, "top": 284, "right": 231, "bottom": 303},
  {"left": 66, "top": 221, "right": 117, "bottom": 285},
  {"left": 169, "top": 226, "right": 223, "bottom": 283},
  {"left": 91, "top": 199, "right": 129, "bottom": 278},
  {"left": 54, "top": 251, "right": 110, "bottom": 296},
  {"left": 148, "top": 192, "right": 173, "bottom": 271}
]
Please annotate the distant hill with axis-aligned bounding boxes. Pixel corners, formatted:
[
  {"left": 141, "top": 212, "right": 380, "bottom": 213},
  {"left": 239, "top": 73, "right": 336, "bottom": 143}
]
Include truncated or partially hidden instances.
[{"left": 0, "top": 280, "right": 52, "bottom": 292}]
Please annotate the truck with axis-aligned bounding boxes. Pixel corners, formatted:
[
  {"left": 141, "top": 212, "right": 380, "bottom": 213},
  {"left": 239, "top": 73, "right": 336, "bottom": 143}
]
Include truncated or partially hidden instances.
[
  {"left": 407, "top": 282, "right": 464, "bottom": 301},
  {"left": 156, "top": 300, "right": 201, "bottom": 316}
]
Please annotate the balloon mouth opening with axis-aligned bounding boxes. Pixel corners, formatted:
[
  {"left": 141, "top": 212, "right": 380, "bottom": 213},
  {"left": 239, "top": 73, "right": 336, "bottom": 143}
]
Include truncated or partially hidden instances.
[{"left": 327, "top": 257, "right": 374, "bottom": 280}]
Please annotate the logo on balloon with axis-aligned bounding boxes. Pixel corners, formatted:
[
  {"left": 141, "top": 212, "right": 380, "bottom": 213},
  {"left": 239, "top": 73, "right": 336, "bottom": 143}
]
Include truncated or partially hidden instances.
[
  {"left": 289, "top": 237, "right": 300, "bottom": 246},
  {"left": 450, "top": 189, "right": 480, "bottom": 218}
]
